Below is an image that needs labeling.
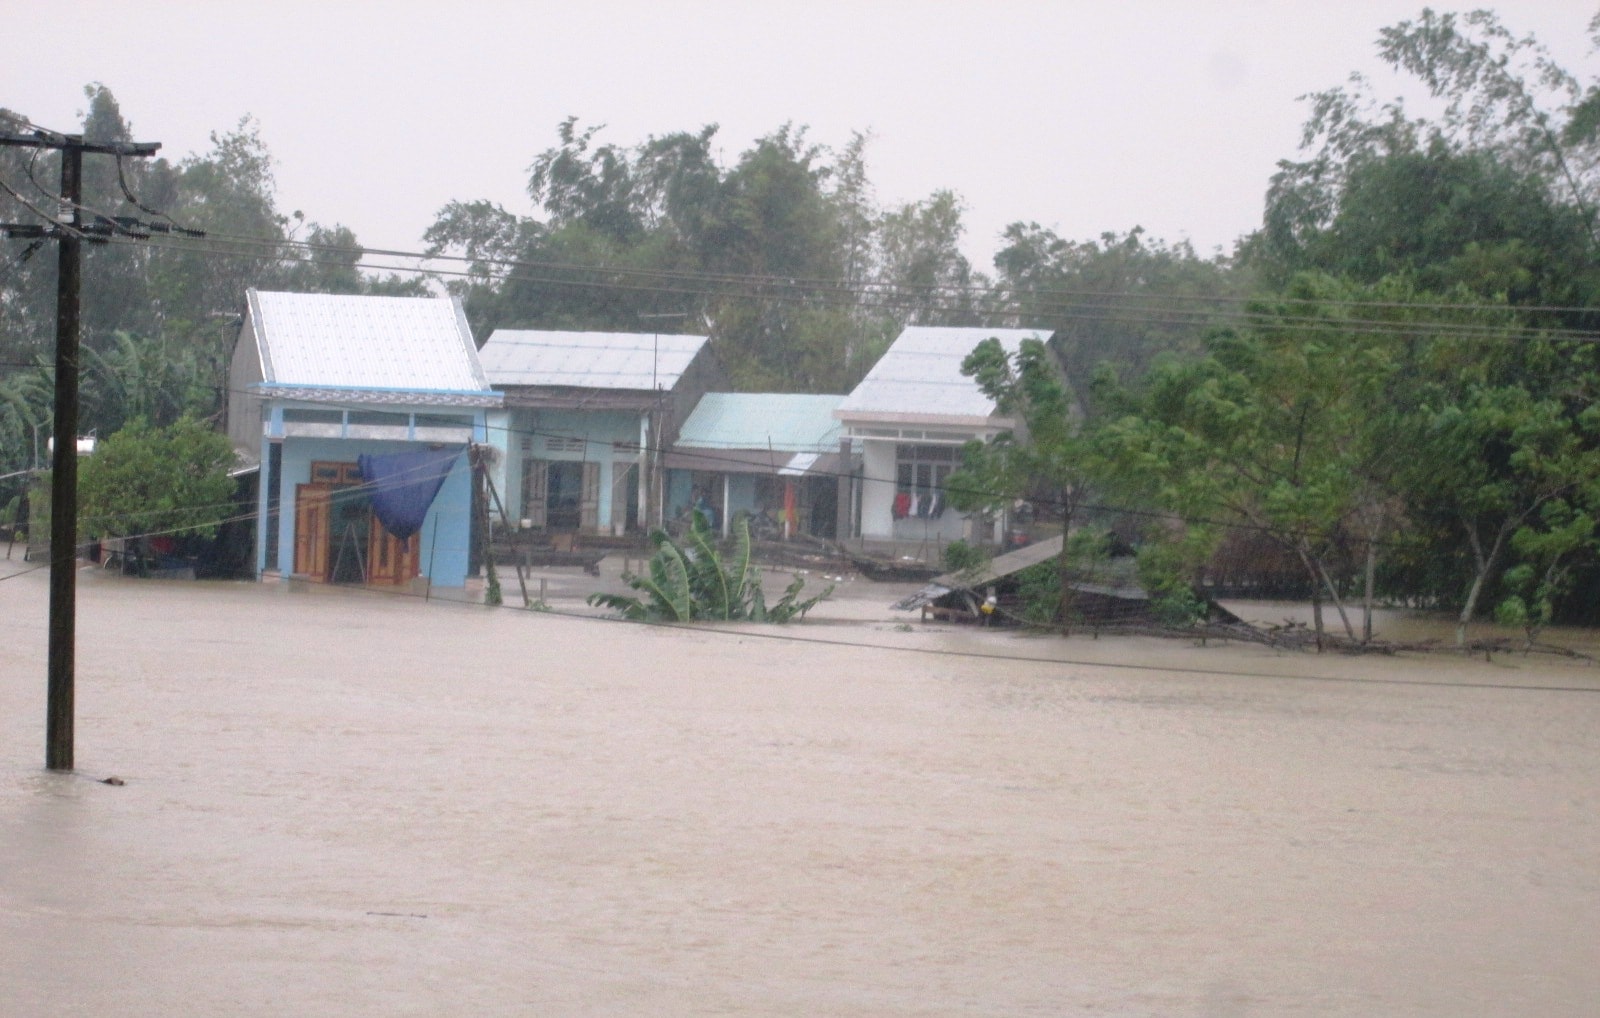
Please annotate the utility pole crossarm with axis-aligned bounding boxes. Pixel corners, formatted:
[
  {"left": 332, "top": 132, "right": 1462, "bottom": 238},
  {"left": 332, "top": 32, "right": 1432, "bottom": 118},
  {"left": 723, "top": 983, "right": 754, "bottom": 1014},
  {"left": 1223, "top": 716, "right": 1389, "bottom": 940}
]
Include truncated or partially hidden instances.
[{"left": 0, "top": 131, "right": 159, "bottom": 157}]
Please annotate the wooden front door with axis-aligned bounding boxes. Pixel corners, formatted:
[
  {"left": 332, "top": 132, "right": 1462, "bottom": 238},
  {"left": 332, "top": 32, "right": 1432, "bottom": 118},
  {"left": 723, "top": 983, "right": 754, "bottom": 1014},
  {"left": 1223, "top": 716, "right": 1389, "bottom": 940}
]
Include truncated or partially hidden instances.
[
  {"left": 294, "top": 470, "right": 418, "bottom": 586},
  {"left": 367, "top": 520, "right": 420, "bottom": 585},
  {"left": 580, "top": 461, "right": 601, "bottom": 532},
  {"left": 611, "top": 462, "right": 637, "bottom": 533},
  {"left": 521, "top": 458, "right": 549, "bottom": 528},
  {"left": 293, "top": 484, "right": 332, "bottom": 580}
]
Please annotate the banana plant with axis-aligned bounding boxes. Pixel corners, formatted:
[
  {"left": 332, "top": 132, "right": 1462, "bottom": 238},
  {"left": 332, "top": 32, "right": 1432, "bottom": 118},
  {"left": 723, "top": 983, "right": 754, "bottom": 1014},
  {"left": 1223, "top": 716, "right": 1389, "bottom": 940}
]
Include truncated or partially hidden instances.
[{"left": 588, "top": 510, "right": 830, "bottom": 623}]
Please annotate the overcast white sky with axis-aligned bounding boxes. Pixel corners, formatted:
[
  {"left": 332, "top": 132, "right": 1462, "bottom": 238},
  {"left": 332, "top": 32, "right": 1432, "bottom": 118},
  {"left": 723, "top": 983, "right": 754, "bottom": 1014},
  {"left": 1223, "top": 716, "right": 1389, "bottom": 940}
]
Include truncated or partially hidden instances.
[{"left": 8, "top": 2, "right": 1595, "bottom": 269}]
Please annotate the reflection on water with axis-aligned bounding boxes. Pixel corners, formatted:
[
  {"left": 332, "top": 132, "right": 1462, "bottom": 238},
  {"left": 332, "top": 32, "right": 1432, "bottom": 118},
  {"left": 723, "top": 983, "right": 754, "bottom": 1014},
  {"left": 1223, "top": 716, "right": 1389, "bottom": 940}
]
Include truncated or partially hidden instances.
[{"left": 2, "top": 567, "right": 1598, "bottom": 1016}]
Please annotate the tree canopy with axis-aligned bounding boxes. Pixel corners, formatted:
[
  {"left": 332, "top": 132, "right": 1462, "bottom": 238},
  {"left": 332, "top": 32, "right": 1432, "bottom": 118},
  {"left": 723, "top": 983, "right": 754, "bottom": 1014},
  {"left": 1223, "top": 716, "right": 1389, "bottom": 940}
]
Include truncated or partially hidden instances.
[{"left": 77, "top": 415, "right": 237, "bottom": 544}]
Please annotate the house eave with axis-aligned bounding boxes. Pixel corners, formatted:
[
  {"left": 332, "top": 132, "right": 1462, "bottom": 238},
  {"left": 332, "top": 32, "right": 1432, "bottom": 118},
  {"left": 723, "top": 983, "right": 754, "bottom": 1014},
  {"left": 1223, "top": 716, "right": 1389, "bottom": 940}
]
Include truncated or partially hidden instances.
[{"left": 836, "top": 410, "right": 1016, "bottom": 431}]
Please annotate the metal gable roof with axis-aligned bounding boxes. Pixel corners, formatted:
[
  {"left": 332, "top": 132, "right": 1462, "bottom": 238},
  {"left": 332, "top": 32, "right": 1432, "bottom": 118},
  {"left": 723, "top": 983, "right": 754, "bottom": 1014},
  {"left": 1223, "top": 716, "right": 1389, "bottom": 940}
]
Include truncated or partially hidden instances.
[
  {"left": 836, "top": 326, "right": 1051, "bottom": 421},
  {"left": 675, "top": 392, "right": 845, "bottom": 452},
  {"left": 478, "top": 330, "right": 710, "bottom": 391},
  {"left": 248, "top": 289, "right": 494, "bottom": 396}
]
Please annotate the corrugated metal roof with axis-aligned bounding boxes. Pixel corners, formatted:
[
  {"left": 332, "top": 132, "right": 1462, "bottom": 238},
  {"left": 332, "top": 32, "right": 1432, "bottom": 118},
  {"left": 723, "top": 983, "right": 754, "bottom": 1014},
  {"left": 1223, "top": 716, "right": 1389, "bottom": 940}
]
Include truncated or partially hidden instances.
[
  {"left": 248, "top": 289, "right": 494, "bottom": 395},
  {"left": 479, "top": 330, "right": 709, "bottom": 391},
  {"left": 836, "top": 326, "right": 1051, "bottom": 420},
  {"left": 675, "top": 392, "right": 844, "bottom": 452},
  {"left": 894, "top": 536, "right": 1154, "bottom": 611}
]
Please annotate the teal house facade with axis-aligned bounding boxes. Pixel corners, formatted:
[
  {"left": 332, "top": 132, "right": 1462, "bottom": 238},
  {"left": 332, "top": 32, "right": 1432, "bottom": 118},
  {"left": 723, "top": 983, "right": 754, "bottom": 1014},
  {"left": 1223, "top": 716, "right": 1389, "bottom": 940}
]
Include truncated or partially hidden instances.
[{"left": 663, "top": 392, "right": 850, "bottom": 539}]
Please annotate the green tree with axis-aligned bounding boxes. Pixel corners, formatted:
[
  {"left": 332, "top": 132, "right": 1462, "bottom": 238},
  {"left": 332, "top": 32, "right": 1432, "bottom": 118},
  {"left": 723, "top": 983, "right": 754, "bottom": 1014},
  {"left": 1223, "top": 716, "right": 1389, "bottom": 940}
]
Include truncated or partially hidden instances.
[
  {"left": 944, "top": 335, "right": 1095, "bottom": 629},
  {"left": 1098, "top": 276, "right": 1401, "bottom": 646},
  {"left": 1255, "top": 8, "right": 1600, "bottom": 318},
  {"left": 529, "top": 118, "right": 646, "bottom": 244},
  {"left": 877, "top": 189, "right": 978, "bottom": 324},
  {"left": 993, "top": 225, "right": 1244, "bottom": 404},
  {"left": 77, "top": 415, "right": 236, "bottom": 548},
  {"left": 424, "top": 119, "right": 979, "bottom": 392},
  {"left": 0, "top": 361, "right": 53, "bottom": 475},
  {"left": 2, "top": 88, "right": 413, "bottom": 462},
  {"left": 1495, "top": 499, "right": 1596, "bottom": 648},
  {"left": 1392, "top": 351, "right": 1600, "bottom": 646},
  {"left": 81, "top": 329, "right": 211, "bottom": 430}
]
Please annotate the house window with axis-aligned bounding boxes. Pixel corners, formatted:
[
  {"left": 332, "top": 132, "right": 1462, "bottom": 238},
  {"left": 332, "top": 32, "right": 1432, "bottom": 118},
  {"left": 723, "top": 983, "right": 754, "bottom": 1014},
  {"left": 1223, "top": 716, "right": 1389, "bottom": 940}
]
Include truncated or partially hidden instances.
[
  {"left": 283, "top": 408, "right": 343, "bottom": 425},
  {"left": 546, "top": 436, "right": 586, "bottom": 455},
  {"left": 347, "top": 410, "right": 409, "bottom": 428},
  {"left": 310, "top": 460, "right": 363, "bottom": 484},
  {"left": 414, "top": 413, "right": 469, "bottom": 430},
  {"left": 894, "top": 444, "right": 957, "bottom": 519}
]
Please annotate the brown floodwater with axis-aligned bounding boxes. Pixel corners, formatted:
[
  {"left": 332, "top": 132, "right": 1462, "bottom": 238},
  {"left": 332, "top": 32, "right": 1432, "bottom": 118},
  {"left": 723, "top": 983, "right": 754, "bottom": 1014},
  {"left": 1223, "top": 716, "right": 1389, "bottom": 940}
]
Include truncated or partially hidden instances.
[{"left": 3, "top": 557, "right": 1597, "bottom": 1016}]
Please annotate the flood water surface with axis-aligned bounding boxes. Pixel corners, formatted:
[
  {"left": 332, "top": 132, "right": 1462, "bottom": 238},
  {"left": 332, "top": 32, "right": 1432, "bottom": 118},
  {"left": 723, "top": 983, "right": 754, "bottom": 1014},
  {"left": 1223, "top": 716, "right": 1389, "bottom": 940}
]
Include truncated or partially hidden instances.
[{"left": 3, "top": 564, "right": 1598, "bottom": 1016}]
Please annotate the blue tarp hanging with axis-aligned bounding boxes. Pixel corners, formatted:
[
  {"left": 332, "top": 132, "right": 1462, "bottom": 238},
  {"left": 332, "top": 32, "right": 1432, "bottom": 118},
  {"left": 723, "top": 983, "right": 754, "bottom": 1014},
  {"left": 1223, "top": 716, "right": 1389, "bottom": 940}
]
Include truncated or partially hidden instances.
[{"left": 357, "top": 446, "right": 465, "bottom": 543}]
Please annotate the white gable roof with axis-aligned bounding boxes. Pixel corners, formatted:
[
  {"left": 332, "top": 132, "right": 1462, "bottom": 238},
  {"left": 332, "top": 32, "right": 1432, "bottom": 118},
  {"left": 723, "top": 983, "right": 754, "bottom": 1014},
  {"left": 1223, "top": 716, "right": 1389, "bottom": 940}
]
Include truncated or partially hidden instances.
[
  {"left": 479, "top": 330, "right": 710, "bottom": 391},
  {"left": 836, "top": 326, "right": 1051, "bottom": 423},
  {"left": 247, "top": 289, "right": 493, "bottom": 395}
]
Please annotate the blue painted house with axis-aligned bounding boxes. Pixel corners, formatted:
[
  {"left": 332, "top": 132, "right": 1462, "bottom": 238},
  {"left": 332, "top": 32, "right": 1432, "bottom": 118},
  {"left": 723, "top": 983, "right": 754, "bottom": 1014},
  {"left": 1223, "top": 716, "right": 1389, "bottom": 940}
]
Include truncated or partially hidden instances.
[{"left": 226, "top": 290, "right": 501, "bottom": 589}]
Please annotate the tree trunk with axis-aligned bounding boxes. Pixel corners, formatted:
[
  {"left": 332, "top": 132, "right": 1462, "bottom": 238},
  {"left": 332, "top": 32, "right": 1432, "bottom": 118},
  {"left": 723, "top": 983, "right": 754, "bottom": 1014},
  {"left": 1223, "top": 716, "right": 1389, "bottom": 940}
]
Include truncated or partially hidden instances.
[
  {"left": 1055, "top": 504, "right": 1074, "bottom": 636},
  {"left": 1293, "top": 540, "right": 1354, "bottom": 648},
  {"left": 1456, "top": 518, "right": 1511, "bottom": 649},
  {"left": 1312, "top": 555, "right": 1357, "bottom": 642},
  {"left": 1362, "top": 539, "right": 1377, "bottom": 644},
  {"left": 472, "top": 450, "right": 502, "bottom": 607}
]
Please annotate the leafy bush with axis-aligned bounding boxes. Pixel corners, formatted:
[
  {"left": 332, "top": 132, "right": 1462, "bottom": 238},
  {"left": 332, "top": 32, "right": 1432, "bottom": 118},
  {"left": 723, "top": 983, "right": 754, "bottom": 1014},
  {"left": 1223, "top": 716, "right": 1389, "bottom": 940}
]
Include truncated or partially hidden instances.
[
  {"left": 1495, "top": 563, "right": 1554, "bottom": 647},
  {"left": 942, "top": 539, "right": 988, "bottom": 575},
  {"left": 1013, "top": 561, "right": 1063, "bottom": 627},
  {"left": 1151, "top": 588, "right": 1207, "bottom": 628},
  {"left": 588, "top": 510, "right": 831, "bottom": 623},
  {"left": 1136, "top": 540, "right": 1209, "bottom": 627},
  {"left": 77, "top": 416, "right": 236, "bottom": 542}
]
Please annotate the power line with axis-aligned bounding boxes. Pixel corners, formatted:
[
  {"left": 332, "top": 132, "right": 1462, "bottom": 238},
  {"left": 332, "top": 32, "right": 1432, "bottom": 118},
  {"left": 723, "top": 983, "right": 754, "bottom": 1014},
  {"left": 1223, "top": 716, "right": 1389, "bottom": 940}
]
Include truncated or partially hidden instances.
[
  {"left": 93, "top": 230, "right": 1600, "bottom": 348},
  {"left": 182, "top": 219, "right": 1600, "bottom": 319}
]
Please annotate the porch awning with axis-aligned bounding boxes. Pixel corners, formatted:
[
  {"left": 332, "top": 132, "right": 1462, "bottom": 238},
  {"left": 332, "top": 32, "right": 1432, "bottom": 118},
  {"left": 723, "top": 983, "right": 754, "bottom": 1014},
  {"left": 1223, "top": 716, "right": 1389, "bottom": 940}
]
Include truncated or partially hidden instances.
[
  {"left": 663, "top": 448, "right": 856, "bottom": 477},
  {"left": 779, "top": 451, "right": 853, "bottom": 477}
]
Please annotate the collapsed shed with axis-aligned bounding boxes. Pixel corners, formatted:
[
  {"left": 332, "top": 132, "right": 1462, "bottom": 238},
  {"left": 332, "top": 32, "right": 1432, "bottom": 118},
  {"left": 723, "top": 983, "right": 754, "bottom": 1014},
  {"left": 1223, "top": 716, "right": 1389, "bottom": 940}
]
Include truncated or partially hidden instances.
[{"left": 892, "top": 535, "right": 1243, "bottom": 628}]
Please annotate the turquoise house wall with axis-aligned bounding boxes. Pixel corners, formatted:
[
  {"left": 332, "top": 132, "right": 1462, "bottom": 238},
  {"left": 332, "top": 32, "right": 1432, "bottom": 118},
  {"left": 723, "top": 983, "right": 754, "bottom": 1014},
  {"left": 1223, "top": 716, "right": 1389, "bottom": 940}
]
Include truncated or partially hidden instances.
[
  {"left": 502, "top": 408, "right": 642, "bottom": 529},
  {"left": 664, "top": 470, "right": 758, "bottom": 530},
  {"left": 666, "top": 470, "right": 695, "bottom": 520},
  {"left": 727, "top": 475, "right": 758, "bottom": 519}
]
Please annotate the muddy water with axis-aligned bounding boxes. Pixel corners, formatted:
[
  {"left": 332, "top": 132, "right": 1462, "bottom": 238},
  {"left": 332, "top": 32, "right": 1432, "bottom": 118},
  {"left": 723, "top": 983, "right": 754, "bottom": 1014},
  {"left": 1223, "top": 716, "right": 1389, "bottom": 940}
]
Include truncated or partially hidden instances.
[{"left": 2, "top": 562, "right": 1597, "bottom": 1016}]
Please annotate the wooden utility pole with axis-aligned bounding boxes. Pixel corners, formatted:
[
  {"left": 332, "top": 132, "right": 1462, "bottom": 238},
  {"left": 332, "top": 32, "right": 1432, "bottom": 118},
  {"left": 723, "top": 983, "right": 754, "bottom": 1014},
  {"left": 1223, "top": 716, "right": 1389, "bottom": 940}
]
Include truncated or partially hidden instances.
[
  {"left": 45, "top": 142, "right": 83, "bottom": 770},
  {"left": 2, "top": 127, "right": 160, "bottom": 771}
]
